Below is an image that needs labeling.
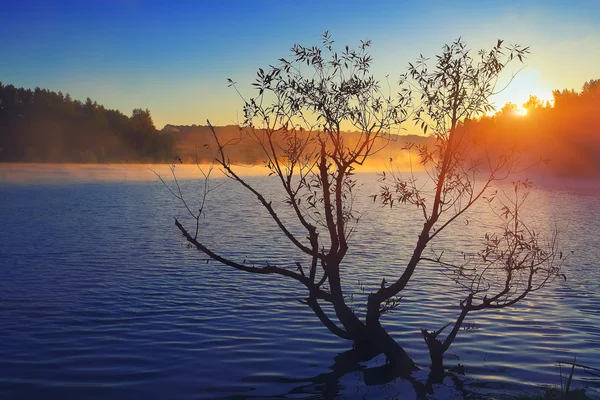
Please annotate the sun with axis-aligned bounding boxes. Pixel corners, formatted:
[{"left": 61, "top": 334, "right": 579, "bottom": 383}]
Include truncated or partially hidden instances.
[
  {"left": 516, "top": 106, "right": 528, "bottom": 116},
  {"left": 491, "top": 68, "right": 553, "bottom": 116}
]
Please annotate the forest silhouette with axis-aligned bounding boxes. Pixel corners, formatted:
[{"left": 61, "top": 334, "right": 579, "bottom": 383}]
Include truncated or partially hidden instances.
[
  {"left": 1, "top": 79, "right": 599, "bottom": 177},
  {"left": 459, "top": 78, "right": 600, "bottom": 177},
  {"left": 0, "top": 83, "right": 175, "bottom": 163}
]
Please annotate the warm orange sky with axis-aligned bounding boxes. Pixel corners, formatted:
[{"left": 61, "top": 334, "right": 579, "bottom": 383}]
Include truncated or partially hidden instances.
[{"left": 2, "top": 1, "right": 599, "bottom": 129}]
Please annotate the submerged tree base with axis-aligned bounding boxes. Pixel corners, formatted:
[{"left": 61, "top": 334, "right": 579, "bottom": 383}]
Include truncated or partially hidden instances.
[{"left": 354, "top": 325, "right": 419, "bottom": 374}]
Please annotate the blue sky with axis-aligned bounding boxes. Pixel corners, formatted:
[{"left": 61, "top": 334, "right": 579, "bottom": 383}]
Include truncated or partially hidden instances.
[{"left": 2, "top": 0, "right": 599, "bottom": 128}]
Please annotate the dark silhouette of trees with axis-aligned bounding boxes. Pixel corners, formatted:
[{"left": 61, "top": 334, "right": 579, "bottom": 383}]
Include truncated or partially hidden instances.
[
  {"left": 0, "top": 83, "right": 175, "bottom": 162},
  {"left": 455, "top": 78, "right": 600, "bottom": 177},
  {"left": 168, "top": 34, "right": 561, "bottom": 381}
]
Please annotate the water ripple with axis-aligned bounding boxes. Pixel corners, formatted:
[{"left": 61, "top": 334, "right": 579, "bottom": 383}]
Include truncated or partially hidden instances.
[{"left": 1, "top": 173, "right": 599, "bottom": 399}]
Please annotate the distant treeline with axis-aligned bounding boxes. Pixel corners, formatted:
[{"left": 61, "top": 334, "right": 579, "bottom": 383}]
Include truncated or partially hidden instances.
[
  {"left": 169, "top": 79, "right": 600, "bottom": 177},
  {"left": 2, "top": 80, "right": 599, "bottom": 177},
  {"left": 0, "top": 83, "right": 175, "bottom": 162},
  {"left": 459, "top": 78, "right": 600, "bottom": 177}
]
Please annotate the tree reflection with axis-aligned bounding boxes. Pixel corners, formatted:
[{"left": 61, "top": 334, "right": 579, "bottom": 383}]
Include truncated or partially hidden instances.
[{"left": 236, "top": 348, "right": 477, "bottom": 400}]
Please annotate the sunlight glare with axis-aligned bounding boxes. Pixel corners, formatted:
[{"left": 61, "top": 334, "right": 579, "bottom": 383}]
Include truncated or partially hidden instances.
[
  {"left": 490, "top": 69, "right": 554, "bottom": 116},
  {"left": 516, "top": 106, "right": 528, "bottom": 116}
]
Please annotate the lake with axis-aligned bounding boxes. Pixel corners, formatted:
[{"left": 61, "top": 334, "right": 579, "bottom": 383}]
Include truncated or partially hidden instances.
[{"left": 0, "top": 164, "right": 599, "bottom": 399}]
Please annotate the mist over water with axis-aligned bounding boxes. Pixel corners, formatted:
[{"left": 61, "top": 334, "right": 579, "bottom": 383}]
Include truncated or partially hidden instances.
[
  {"left": 0, "top": 163, "right": 221, "bottom": 184},
  {"left": 0, "top": 162, "right": 411, "bottom": 186},
  {"left": 3, "top": 162, "right": 595, "bottom": 188},
  {"left": 1, "top": 164, "right": 599, "bottom": 399}
]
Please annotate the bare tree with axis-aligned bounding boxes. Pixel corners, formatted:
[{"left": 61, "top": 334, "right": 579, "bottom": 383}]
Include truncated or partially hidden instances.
[{"left": 167, "top": 34, "right": 560, "bottom": 377}]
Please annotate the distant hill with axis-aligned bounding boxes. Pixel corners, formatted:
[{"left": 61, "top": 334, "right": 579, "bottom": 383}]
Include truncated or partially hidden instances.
[{"left": 164, "top": 124, "right": 431, "bottom": 170}]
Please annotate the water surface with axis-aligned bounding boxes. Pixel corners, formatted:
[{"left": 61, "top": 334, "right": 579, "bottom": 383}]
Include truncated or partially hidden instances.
[{"left": 0, "top": 164, "right": 599, "bottom": 399}]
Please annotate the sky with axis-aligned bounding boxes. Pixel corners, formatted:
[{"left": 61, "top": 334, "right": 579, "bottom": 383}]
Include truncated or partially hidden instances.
[{"left": 2, "top": 0, "right": 600, "bottom": 129}]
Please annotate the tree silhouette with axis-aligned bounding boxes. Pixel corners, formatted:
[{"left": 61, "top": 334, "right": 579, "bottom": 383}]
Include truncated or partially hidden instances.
[
  {"left": 0, "top": 84, "right": 175, "bottom": 162},
  {"left": 170, "top": 34, "right": 561, "bottom": 378},
  {"left": 377, "top": 39, "right": 561, "bottom": 374}
]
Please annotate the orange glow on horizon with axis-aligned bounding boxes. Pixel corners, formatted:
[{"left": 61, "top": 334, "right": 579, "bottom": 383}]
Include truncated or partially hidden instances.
[
  {"left": 490, "top": 68, "right": 554, "bottom": 117},
  {"left": 459, "top": 77, "right": 600, "bottom": 178}
]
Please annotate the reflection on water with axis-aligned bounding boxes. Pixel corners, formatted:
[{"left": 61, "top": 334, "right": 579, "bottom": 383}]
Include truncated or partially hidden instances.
[{"left": 0, "top": 164, "right": 599, "bottom": 399}]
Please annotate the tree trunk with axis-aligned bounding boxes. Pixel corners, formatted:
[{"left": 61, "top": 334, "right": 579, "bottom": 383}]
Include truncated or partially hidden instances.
[
  {"left": 359, "top": 293, "right": 419, "bottom": 373},
  {"left": 422, "top": 329, "right": 445, "bottom": 377},
  {"left": 327, "top": 265, "right": 366, "bottom": 338},
  {"left": 371, "top": 321, "right": 418, "bottom": 373}
]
